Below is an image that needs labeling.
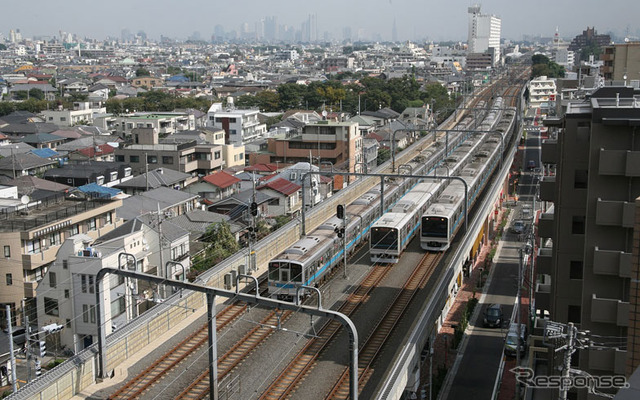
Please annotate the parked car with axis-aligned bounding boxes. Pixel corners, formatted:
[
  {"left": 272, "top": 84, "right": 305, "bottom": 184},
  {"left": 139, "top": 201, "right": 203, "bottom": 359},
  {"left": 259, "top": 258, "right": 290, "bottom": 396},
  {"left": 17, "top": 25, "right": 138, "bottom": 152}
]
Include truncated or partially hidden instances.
[
  {"left": 483, "top": 304, "right": 504, "bottom": 328},
  {"left": 504, "top": 323, "right": 528, "bottom": 357},
  {"left": 527, "top": 160, "right": 536, "bottom": 170},
  {"left": 511, "top": 220, "right": 525, "bottom": 234}
]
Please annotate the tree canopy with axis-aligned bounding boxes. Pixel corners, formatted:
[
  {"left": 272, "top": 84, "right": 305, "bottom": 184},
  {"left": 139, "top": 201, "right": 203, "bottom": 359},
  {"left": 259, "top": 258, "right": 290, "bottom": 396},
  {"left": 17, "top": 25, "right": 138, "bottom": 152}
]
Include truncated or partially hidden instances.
[{"left": 530, "top": 54, "right": 565, "bottom": 79}]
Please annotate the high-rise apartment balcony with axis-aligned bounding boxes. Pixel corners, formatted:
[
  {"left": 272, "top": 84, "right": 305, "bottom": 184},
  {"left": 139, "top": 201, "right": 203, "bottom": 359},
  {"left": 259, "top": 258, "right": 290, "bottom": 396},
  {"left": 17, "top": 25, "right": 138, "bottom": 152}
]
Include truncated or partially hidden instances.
[
  {"left": 536, "top": 247, "right": 552, "bottom": 275},
  {"left": 537, "top": 212, "right": 554, "bottom": 239},
  {"left": 599, "top": 149, "right": 640, "bottom": 177},
  {"left": 591, "top": 294, "right": 629, "bottom": 327},
  {"left": 541, "top": 139, "right": 557, "bottom": 164},
  {"left": 588, "top": 347, "right": 627, "bottom": 375},
  {"left": 539, "top": 176, "right": 556, "bottom": 203},
  {"left": 595, "top": 199, "right": 635, "bottom": 228},
  {"left": 593, "top": 247, "right": 632, "bottom": 278}
]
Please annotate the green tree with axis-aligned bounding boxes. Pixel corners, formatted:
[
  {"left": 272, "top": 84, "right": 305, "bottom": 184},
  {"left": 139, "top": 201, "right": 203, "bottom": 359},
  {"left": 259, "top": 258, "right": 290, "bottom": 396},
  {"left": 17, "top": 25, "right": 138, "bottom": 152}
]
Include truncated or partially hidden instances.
[
  {"left": 377, "top": 147, "right": 391, "bottom": 165},
  {"left": 193, "top": 222, "right": 240, "bottom": 272},
  {"left": 135, "top": 68, "right": 151, "bottom": 77},
  {"left": 28, "top": 88, "right": 44, "bottom": 100},
  {"left": 277, "top": 83, "right": 305, "bottom": 109}
]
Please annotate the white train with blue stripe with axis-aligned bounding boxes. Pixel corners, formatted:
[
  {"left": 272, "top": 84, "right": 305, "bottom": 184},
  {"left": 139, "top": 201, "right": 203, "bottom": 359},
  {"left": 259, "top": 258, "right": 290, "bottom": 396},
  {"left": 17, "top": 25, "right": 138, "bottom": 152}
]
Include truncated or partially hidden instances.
[{"left": 421, "top": 105, "right": 517, "bottom": 251}]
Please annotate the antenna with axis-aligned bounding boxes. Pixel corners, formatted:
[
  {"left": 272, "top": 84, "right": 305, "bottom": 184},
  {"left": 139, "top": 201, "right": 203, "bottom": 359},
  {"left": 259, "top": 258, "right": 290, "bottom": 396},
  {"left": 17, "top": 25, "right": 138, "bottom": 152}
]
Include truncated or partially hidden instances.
[{"left": 20, "top": 195, "right": 30, "bottom": 205}]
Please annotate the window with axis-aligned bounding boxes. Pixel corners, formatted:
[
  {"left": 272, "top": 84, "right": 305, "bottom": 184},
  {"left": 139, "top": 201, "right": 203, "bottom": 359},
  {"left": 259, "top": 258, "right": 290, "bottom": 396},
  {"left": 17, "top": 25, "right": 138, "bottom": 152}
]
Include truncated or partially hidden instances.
[
  {"left": 111, "top": 296, "right": 126, "bottom": 318},
  {"left": 44, "top": 298, "right": 59, "bottom": 316},
  {"left": 230, "top": 129, "right": 237, "bottom": 135},
  {"left": 229, "top": 118, "right": 237, "bottom": 123},
  {"left": 570, "top": 261, "right": 583, "bottom": 280},
  {"left": 147, "top": 155, "right": 158, "bottom": 164},
  {"left": 49, "top": 272, "right": 56, "bottom": 288},
  {"left": 60, "top": 117, "right": 66, "bottom": 122},
  {"left": 88, "top": 218, "right": 97, "bottom": 231},
  {"left": 82, "top": 304, "right": 88, "bottom": 323},
  {"left": 27, "top": 239, "right": 41, "bottom": 254},
  {"left": 115, "top": 155, "right": 125, "bottom": 162},
  {"left": 571, "top": 216, "right": 585, "bottom": 234},
  {"left": 6, "top": 273, "right": 12, "bottom": 286},
  {"left": 88, "top": 275, "right": 95, "bottom": 294},
  {"left": 3, "top": 245, "right": 9, "bottom": 258},
  {"left": 70, "top": 224, "right": 79, "bottom": 235},
  {"left": 162, "top": 156, "right": 174, "bottom": 164},
  {"left": 66, "top": 319, "right": 71, "bottom": 328},
  {"left": 49, "top": 232, "right": 60, "bottom": 246},
  {"left": 214, "top": 151, "right": 221, "bottom": 160},
  {"left": 574, "top": 170, "right": 588, "bottom": 189},
  {"left": 567, "top": 305, "right": 581, "bottom": 324},
  {"left": 81, "top": 275, "right": 87, "bottom": 293},
  {"left": 63, "top": 260, "right": 68, "bottom": 269},
  {"left": 130, "top": 155, "right": 140, "bottom": 163},
  {"left": 64, "top": 289, "right": 69, "bottom": 298},
  {"left": 105, "top": 212, "right": 112, "bottom": 225}
]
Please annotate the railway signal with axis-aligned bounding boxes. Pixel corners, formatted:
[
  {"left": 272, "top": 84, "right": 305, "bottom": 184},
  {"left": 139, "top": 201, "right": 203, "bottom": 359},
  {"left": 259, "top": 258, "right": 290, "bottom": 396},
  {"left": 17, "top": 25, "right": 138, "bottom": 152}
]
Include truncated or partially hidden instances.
[{"left": 336, "top": 204, "right": 344, "bottom": 219}]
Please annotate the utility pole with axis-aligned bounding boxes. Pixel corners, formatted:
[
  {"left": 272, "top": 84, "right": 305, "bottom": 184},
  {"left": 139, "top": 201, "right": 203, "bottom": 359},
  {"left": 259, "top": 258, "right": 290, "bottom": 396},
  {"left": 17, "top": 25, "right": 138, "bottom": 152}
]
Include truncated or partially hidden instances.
[
  {"left": 157, "top": 203, "right": 165, "bottom": 298},
  {"left": 559, "top": 322, "right": 575, "bottom": 400},
  {"left": 5, "top": 306, "right": 17, "bottom": 393},
  {"left": 343, "top": 207, "right": 348, "bottom": 279}
]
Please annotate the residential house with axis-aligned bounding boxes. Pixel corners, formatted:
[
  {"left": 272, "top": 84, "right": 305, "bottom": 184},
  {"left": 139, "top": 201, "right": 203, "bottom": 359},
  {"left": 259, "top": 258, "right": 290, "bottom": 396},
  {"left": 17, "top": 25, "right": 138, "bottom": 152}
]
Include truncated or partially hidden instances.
[
  {"left": 130, "top": 76, "right": 164, "bottom": 89},
  {"left": 256, "top": 178, "right": 301, "bottom": 217},
  {"left": 114, "top": 167, "right": 191, "bottom": 195},
  {"left": 207, "top": 190, "right": 272, "bottom": 222},
  {"left": 68, "top": 143, "right": 116, "bottom": 162},
  {"left": 43, "top": 161, "right": 133, "bottom": 187},
  {"left": 185, "top": 171, "right": 241, "bottom": 201},
  {"left": 0, "top": 152, "right": 58, "bottom": 178},
  {"left": 20, "top": 133, "right": 66, "bottom": 149},
  {"left": 116, "top": 187, "right": 200, "bottom": 221}
]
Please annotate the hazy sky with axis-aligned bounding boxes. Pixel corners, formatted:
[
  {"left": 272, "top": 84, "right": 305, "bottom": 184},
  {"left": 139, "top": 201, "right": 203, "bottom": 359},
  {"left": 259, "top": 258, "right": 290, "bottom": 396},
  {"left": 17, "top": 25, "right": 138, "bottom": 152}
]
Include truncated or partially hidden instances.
[{"left": 3, "top": 0, "right": 639, "bottom": 42}]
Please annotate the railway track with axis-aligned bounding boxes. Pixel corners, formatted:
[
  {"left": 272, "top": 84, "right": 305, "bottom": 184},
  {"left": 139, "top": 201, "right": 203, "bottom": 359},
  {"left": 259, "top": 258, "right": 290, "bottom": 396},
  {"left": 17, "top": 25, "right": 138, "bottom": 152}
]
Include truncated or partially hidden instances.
[
  {"left": 326, "top": 252, "right": 442, "bottom": 399},
  {"left": 257, "top": 262, "right": 393, "bottom": 400},
  {"left": 108, "top": 294, "right": 257, "bottom": 399}
]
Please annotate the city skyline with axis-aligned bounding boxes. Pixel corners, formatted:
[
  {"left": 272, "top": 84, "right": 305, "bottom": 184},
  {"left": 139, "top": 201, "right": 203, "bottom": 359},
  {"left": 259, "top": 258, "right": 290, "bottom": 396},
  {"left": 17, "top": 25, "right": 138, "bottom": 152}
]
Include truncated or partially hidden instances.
[{"left": 2, "top": 0, "right": 640, "bottom": 43}]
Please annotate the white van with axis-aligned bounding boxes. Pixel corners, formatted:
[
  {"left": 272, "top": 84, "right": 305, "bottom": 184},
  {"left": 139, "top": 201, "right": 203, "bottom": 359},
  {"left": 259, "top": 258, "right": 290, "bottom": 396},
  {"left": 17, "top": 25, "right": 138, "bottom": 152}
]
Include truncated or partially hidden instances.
[{"left": 504, "top": 323, "right": 527, "bottom": 357}]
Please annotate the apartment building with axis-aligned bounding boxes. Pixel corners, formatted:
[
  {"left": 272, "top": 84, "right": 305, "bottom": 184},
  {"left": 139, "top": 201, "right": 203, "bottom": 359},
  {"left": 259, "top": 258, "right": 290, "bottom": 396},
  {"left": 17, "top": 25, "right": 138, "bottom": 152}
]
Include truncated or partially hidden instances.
[
  {"left": 0, "top": 193, "right": 122, "bottom": 327},
  {"left": 601, "top": 42, "right": 640, "bottom": 83},
  {"left": 249, "top": 120, "right": 362, "bottom": 180},
  {"left": 467, "top": 4, "right": 501, "bottom": 67},
  {"left": 35, "top": 214, "right": 190, "bottom": 353},
  {"left": 206, "top": 102, "right": 267, "bottom": 145},
  {"left": 40, "top": 101, "right": 107, "bottom": 127},
  {"left": 538, "top": 86, "right": 639, "bottom": 396},
  {"left": 94, "top": 112, "right": 195, "bottom": 136},
  {"left": 114, "top": 128, "right": 223, "bottom": 181},
  {"left": 528, "top": 75, "right": 557, "bottom": 109}
]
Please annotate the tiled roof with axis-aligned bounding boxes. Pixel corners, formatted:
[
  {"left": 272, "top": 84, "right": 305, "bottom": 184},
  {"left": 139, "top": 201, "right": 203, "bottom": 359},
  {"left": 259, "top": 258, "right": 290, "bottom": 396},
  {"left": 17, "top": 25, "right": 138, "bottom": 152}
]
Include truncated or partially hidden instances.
[
  {"left": 202, "top": 171, "right": 241, "bottom": 189},
  {"left": 257, "top": 178, "right": 301, "bottom": 196},
  {"left": 77, "top": 144, "right": 115, "bottom": 157}
]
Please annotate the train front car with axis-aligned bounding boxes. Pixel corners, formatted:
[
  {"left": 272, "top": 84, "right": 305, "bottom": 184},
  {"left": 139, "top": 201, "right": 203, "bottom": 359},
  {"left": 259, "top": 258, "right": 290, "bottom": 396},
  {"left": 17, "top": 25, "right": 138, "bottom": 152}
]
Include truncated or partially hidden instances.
[
  {"left": 268, "top": 259, "right": 305, "bottom": 300},
  {"left": 420, "top": 213, "right": 450, "bottom": 251},
  {"left": 370, "top": 218, "right": 401, "bottom": 263}
]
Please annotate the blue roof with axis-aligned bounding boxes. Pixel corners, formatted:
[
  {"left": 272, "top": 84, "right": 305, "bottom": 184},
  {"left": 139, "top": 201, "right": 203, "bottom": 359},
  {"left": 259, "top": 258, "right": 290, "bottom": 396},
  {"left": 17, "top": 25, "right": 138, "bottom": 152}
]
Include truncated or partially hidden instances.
[
  {"left": 77, "top": 183, "right": 122, "bottom": 199},
  {"left": 30, "top": 148, "right": 60, "bottom": 159},
  {"left": 167, "top": 75, "right": 190, "bottom": 82}
]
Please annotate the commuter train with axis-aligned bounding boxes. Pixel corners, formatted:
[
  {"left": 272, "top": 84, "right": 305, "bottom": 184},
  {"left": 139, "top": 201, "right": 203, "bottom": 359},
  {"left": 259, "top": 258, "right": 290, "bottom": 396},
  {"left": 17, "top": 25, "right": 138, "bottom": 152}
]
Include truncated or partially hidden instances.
[
  {"left": 420, "top": 106, "right": 517, "bottom": 251},
  {"left": 369, "top": 131, "right": 488, "bottom": 263},
  {"left": 267, "top": 97, "right": 509, "bottom": 299},
  {"left": 368, "top": 98, "right": 507, "bottom": 262}
]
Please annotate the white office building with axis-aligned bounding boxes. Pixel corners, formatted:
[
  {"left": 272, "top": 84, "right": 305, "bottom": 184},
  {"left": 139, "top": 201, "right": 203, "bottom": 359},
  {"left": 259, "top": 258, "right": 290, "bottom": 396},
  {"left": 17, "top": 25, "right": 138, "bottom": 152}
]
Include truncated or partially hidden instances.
[{"left": 467, "top": 4, "right": 501, "bottom": 67}]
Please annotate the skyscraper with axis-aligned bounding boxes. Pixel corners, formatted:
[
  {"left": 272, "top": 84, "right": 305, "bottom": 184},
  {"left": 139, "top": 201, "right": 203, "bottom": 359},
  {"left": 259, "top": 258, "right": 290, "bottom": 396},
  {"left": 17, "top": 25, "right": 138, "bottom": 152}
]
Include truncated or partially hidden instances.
[{"left": 467, "top": 4, "right": 501, "bottom": 67}]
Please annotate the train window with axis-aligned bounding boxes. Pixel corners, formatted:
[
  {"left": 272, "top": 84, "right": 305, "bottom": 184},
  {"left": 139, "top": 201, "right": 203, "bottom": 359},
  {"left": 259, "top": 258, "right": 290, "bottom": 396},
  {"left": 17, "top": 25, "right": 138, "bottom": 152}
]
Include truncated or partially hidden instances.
[
  {"left": 422, "top": 217, "right": 448, "bottom": 238},
  {"left": 268, "top": 262, "right": 280, "bottom": 281},
  {"left": 371, "top": 227, "right": 398, "bottom": 249},
  {"left": 291, "top": 264, "right": 303, "bottom": 282}
]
